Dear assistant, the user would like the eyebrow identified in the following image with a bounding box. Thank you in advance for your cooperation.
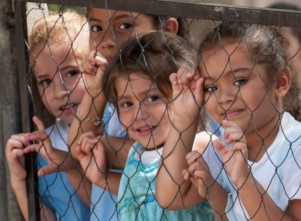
[35,63,79,80]
[118,85,158,101]
[89,13,136,23]
[203,67,252,81]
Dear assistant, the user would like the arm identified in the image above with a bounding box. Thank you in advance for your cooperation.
[214,120,300,221]
[184,150,228,221]
[156,68,205,209]
[22,117,92,206]
[68,54,108,160]
[5,134,29,220]
[76,132,127,195]
[40,203,56,221]
[6,133,57,221]
[65,168,92,206]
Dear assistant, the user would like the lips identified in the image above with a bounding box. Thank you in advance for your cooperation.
[105,56,115,64]
[60,103,78,113]
[222,108,244,118]
[136,125,156,136]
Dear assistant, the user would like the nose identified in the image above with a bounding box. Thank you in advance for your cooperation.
[216,84,237,109]
[98,28,117,51]
[136,103,149,121]
[53,72,70,99]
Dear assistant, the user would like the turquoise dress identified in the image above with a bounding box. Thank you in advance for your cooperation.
[117,142,215,221]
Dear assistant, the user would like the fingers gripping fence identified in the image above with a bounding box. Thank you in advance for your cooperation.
[10,0,301,220]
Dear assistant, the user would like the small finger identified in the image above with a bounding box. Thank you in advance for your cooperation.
[32,116,45,131]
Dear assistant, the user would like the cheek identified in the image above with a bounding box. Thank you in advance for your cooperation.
[204,96,217,113]
[40,88,53,104]
[240,86,267,110]
[71,82,86,100]
[41,93,55,114]
[119,111,133,128]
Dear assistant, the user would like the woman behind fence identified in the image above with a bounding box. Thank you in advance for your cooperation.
[5,11,90,220]
[156,22,301,221]
[73,31,215,220]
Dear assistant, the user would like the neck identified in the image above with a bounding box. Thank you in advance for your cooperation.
[246,113,281,162]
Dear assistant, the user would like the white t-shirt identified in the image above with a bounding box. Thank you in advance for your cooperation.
[204,112,301,220]
[46,118,69,151]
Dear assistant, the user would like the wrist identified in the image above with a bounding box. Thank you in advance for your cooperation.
[172,115,198,131]
[86,86,103,98]
[11,177,26,190]
[94,171,109,189]
[236,172,254,192]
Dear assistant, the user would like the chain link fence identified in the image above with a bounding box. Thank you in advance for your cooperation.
[1,0,301,220]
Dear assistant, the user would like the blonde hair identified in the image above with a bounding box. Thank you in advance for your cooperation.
[28,11,89,126]
[29,10,89,62]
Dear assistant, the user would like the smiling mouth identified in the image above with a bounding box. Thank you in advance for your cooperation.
[137,125,156,134]
[60,103,77,112]
[223,109,243,118]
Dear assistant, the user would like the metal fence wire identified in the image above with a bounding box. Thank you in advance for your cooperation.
[8,0,301,220]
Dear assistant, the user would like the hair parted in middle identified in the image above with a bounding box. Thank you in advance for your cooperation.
[199,22,300,119]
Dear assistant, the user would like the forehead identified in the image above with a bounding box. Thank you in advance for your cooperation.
[200,40,253,74]
[31,44,78,76]
[115,73,153,93]
[88,8,154,23]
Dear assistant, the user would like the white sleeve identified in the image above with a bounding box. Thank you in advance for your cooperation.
[282,143,301,203]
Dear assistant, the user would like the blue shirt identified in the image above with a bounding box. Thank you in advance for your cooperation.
[38,119,89,221]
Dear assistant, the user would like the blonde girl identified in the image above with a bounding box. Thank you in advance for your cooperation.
[6,11,90,221]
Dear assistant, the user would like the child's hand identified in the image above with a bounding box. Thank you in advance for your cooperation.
[214,120,249,188]
[183,150,214,198]
[76,132,107,186]
[5,134,27,182]
[23,116,75,176]
[81,50,108,97]
[169,67,204,129]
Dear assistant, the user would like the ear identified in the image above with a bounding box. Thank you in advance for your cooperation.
[275,66,291,99]
[163,18,179,34]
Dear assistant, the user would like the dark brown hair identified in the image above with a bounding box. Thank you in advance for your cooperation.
[102,31,197,109]
[199,22,300,119]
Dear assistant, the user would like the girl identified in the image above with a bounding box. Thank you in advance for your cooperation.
[156,22,301,221]
[69,8,189,159]
[5,11,90,221]
[75,31,214,220]
[68,8,191,221]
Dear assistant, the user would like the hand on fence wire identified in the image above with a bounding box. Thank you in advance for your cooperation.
[213,120,249,188]
[76,132,108,187]
[183,150,215,198]
[81,50,108,97]
[6,133,28,183]
[169,67,204,130]
[22,116,76,176]
[156,68,204,209]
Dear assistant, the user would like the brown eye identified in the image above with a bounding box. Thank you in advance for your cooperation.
[234,79,248,86]
[91,25,102,33]
[119,23,134,30]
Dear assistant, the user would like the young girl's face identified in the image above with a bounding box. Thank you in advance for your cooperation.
[88,8,156,62]
[116,73,171,149]
[32,44,86,125]
[200,40,280,135]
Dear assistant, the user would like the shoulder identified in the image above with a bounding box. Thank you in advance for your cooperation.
[192,131,217,154]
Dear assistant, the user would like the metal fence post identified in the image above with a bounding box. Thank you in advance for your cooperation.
[0,0,24,220]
